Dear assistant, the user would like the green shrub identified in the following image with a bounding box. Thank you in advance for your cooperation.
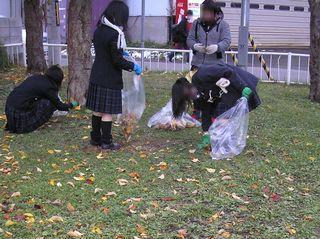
[0,44,10,71]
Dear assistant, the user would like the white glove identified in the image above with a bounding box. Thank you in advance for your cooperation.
[206,44,218,54]
[193,43,206,54]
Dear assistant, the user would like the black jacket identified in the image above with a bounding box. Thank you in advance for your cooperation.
[172,17,188,44]
[192,62,261,111]
[89,25,134,89]
[6,74,72,111]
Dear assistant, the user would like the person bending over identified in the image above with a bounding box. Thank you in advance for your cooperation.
[172,62,261,149]
[5,65,78,134]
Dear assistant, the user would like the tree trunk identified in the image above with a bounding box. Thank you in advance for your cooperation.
[47,0,61,66]
[24,0,47,73]
[309,0,320,102]
[67,0,92,105]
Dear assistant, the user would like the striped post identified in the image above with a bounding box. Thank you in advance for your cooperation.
[248,33,274,81]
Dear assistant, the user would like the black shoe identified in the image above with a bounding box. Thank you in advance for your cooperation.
[101,142,121,151]
[90,132,101,146]
[90,139,101,147]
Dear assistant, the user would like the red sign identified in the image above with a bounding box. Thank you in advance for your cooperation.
[176,0,188,23]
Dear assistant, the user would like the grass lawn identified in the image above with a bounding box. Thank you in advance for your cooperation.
[0,67,319,239]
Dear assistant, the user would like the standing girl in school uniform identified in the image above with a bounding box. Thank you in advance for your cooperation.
[86,0,142,150]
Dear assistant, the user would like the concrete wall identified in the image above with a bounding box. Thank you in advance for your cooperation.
[127,16,169,44]
[0,0,23,45]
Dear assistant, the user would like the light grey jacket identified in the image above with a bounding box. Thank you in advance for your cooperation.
[187,18,231,67]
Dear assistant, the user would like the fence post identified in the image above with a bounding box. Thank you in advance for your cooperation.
[286,52,292,85]
[22,43,27,67]
[188,50,193,70]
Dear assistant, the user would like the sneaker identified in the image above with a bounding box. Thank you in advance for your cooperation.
[101,142,121,151]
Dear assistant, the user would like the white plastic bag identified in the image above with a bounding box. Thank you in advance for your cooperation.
[147,99,201,130]
[209,97,249,160]
[118,57,146,141]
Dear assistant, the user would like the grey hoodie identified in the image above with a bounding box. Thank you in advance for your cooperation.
[187,18,231,67]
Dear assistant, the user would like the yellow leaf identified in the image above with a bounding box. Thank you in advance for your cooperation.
[73,175,85,181]
[48,179,56,186]
[67,230,84,238]
[48,216,64,223]
[74,105,81,111]
[3,231,13,238]
[309,156,316,161]
[286,225,296,235]
[157,162,168,170]
[206,168,216,174]
[24,213,35,224]
[5,220,16,227]
[96,152,105,159]
[48,150,54,154]
[91,226,102,235]
[140,153,147,158]
[208,212,220,223]
[136,224,147,236]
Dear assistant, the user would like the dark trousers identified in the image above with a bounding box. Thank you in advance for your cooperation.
[201,100,218,132]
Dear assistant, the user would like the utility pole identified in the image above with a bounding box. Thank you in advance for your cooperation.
[238,0,250,70]
[141,0,145,68]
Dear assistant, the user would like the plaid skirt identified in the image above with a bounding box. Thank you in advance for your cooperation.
[86,83,122,114]
[5,99,56,134]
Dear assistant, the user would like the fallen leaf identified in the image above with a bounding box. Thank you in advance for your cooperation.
[23,213,35,224]
[286,225,296,235]
[94,188,103,194]
[221,176,232,181]
[67,230,84,238]
[5,220,16,227]
[117,179,129,186]
[191,158,199,163]
[270,193,281,202]
[206,168,216,174]
[189,149,196,154]
[158,174,165,180]
[67,203,75,213]
[101,207,109,215]
[96,153,105,159]
[91,226,102,235]
[136,224,147,236]
[48,215,64,223]
[177,229,188,239]
[10,192,21,198]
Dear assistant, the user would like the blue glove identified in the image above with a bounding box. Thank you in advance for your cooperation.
[122,51,130,57]
[133,64,142,75]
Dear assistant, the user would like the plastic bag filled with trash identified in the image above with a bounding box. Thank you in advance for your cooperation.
[210,97,249,160]
[118,56,146,142]
[147,99,201,130]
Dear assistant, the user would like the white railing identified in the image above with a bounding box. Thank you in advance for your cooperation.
[2,43,310,85]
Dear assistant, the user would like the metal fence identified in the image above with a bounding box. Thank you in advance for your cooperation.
[2,43,310,85]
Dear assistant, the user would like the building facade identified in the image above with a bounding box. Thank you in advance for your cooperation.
[0,0,23,45]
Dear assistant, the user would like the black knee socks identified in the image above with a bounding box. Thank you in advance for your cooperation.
[91,115,102,142]
[101,121,112,145]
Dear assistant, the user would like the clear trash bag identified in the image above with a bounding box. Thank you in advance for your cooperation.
[209,97,249,160]
[147,99,201,130]
[118,56,146,141]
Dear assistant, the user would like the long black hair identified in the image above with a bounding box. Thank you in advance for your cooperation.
[172,78,193,118]
[45,65,64,89]
[98,0,129,29]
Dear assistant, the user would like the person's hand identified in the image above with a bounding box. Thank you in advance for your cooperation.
[134,64,142,75]
[242,87,253,99]
[123,51,130,57]
[193,43,206,54]
[206,44,218,54]
[198,133,211,150]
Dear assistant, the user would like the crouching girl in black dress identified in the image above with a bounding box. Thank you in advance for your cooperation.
[172,62,261,149]
[86,1,142,150]
[5,65,78,134]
